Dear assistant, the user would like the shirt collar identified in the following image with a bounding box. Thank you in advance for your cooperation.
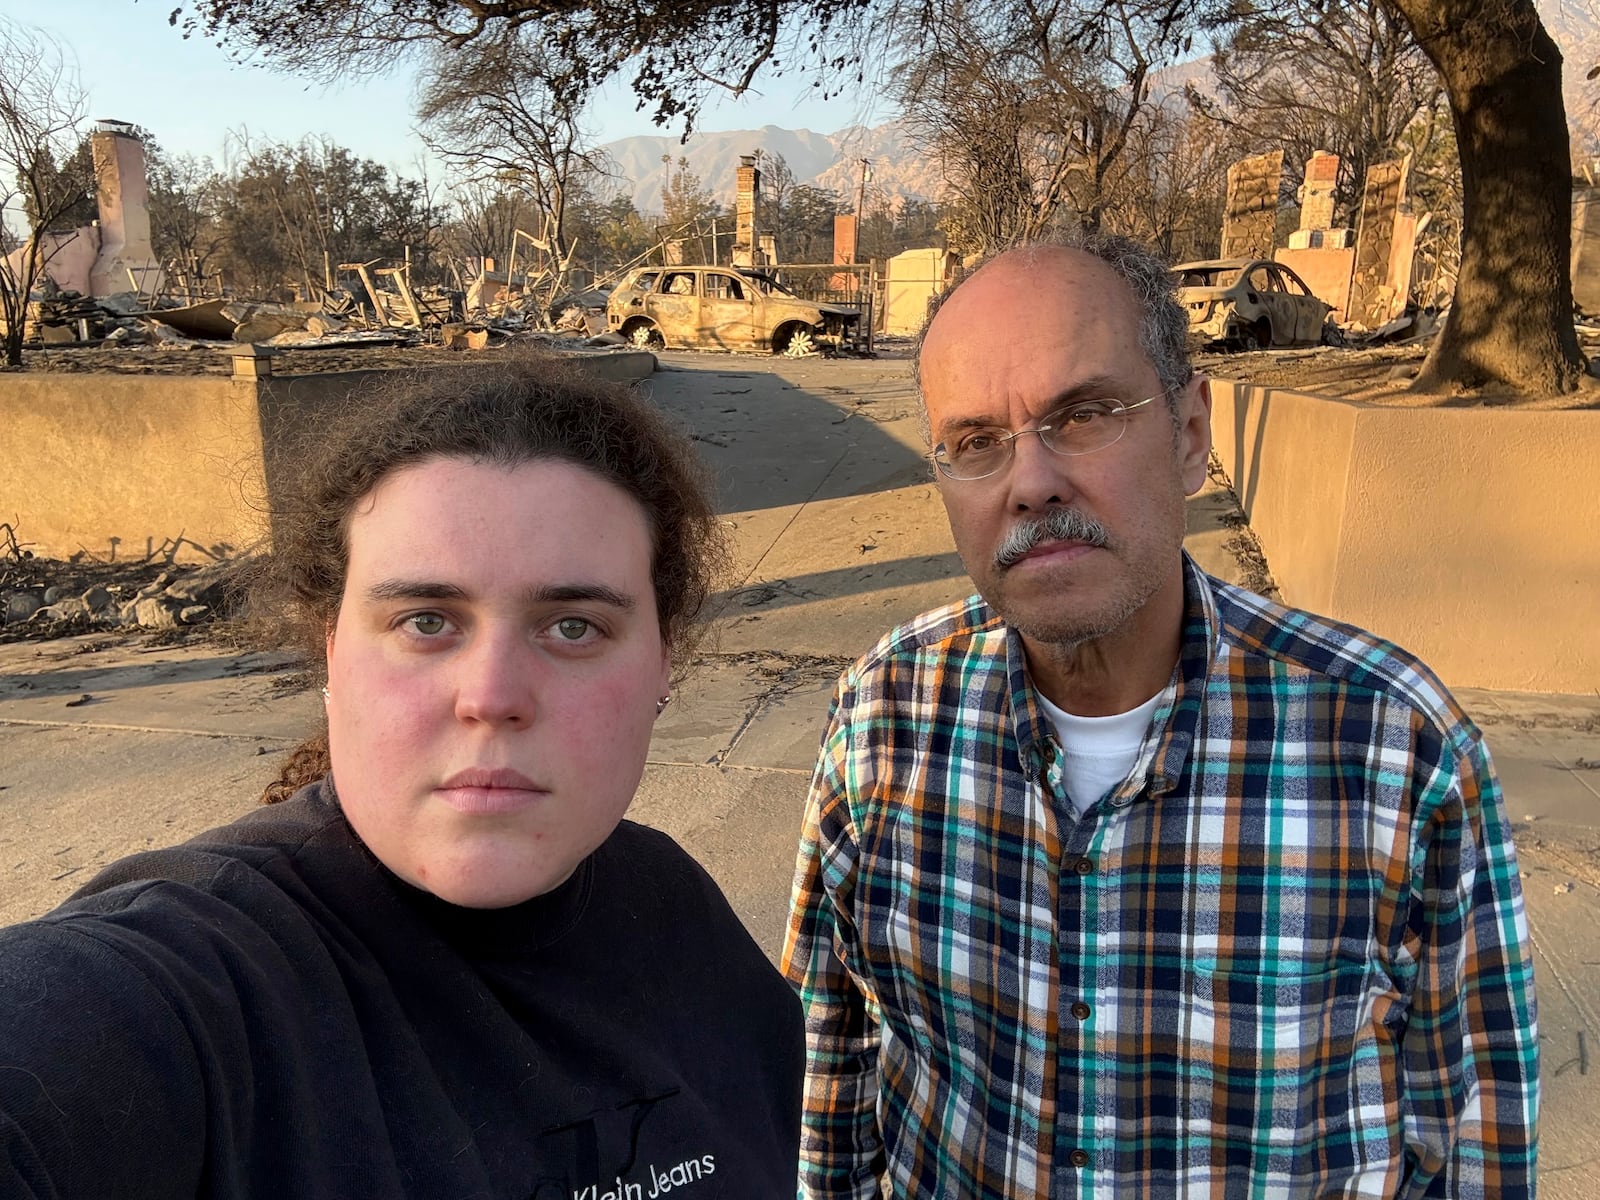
[1002,552,1220,791]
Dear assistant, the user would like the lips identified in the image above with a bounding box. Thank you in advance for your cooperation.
[435,767,547,815]
[1012,538,1099,567]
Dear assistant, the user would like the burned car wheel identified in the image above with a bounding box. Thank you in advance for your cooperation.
[776,323,818,358]
[623,319,664,350]
[1236,319,1271,352]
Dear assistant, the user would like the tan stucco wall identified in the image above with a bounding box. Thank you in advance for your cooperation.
[884,248,954,336]
[0,352,659,565]
[1,373,270,562]
[1273,247,1355,321]
[1208,379,1600,693]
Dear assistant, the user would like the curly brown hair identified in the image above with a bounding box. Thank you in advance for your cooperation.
[253,356,726,802]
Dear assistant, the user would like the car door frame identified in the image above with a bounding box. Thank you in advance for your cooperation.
[699,269,758,349]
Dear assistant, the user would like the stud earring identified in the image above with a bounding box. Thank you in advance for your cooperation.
[655,694,672,715]
[321,686,331,703]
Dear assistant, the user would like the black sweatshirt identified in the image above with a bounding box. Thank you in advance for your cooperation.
[0,780,803,1198]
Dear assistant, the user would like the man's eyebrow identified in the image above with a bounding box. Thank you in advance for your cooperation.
[1045,374,1129,406]
[935,375,1133,438]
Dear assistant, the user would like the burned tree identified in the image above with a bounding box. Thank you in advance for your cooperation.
[417,31,606,312]
[898,0,1191,251]
[0,20,91,368]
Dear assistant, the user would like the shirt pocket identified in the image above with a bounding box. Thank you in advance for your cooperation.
[1176,962,1398,1185]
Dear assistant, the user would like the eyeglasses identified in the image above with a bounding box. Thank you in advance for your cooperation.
[930,396,1159,481]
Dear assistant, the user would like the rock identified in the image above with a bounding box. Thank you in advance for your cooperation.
[163,562,235,610]
[80,584,112,613]
[33,597,89,622]
[39,323,76,344]
[137,568,183,600]
[3,592,42,625]
[178,604,210,625]
[43,586,67,604]
[132,597,181,629]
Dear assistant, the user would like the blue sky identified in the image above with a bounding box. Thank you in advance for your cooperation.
[0,0,888,177]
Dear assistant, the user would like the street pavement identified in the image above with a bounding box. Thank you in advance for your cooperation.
[1,351,1596,1190]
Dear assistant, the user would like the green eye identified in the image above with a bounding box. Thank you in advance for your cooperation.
[409,613,446,635]
[556,618,592,641]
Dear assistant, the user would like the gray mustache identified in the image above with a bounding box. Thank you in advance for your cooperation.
[994,508,1110,569]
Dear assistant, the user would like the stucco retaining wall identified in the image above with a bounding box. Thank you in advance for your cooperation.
[1209,379,1600,693]
[0,351,655,565]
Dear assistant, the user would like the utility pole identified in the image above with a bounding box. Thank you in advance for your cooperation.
[850,159,873,265]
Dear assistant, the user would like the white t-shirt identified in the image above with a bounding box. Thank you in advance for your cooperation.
[1035,690,1162,818]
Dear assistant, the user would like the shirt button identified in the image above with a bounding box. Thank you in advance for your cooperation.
[1070,1001,1091,1020]
[1074,856,1094,875]
[1069,1149,1091,1168]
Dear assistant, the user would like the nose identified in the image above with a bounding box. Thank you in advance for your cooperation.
[1004,425,1076,513]
[453,625,535,727]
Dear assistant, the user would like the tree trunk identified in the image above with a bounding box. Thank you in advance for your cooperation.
[1386,0,1586,394]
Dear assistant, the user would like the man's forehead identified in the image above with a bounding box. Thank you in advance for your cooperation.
[926,251,1137,352]
[921,254,1148,410]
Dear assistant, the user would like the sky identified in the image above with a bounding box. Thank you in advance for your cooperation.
[0,0,889,179]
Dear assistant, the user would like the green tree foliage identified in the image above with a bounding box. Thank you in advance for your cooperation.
[22,140,95,232]
[780,183,847,262]
[171,0,880,132]
[562,184,656,279]
[209,136,445,297]
[657,156,723,264]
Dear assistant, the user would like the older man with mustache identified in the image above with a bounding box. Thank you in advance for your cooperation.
[781,234,1537,1199]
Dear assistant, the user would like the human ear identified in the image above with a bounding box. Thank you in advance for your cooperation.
[1178,376,1214,496]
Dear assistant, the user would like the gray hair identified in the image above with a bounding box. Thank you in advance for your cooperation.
[912,231,1194,442]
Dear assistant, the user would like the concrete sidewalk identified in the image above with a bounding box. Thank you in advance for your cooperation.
[1,353,1595,1190]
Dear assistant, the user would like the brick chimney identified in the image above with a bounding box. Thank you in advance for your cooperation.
[732,155,761,267]
[89,120,164,298]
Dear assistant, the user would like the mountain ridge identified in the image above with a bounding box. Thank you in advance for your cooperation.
[597,120,944,214]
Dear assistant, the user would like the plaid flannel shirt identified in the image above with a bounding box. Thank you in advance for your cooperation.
[781,557,1538,1199]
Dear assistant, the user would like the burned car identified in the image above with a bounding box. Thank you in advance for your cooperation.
[1173,258,1333,350]
[606,266,860,356]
